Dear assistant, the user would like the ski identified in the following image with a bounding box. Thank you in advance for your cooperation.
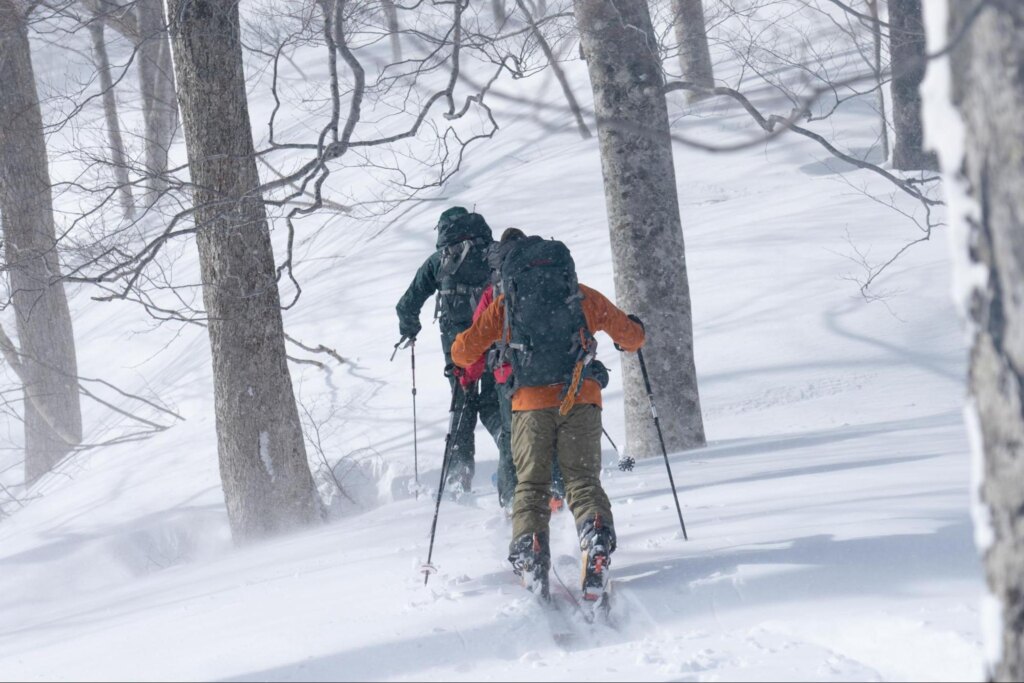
[536,589,577,648]
[552,554,611,625]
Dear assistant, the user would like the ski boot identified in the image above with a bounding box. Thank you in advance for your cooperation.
[578,515,616,604]
[495,473,514,518]
[509,531,551,600]
[446,465,472,500]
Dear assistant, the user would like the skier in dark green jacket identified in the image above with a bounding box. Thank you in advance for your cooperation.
[395,207,502,495]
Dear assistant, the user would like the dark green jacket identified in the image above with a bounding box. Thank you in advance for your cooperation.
[397,242,493,362]
[396,251,442,341]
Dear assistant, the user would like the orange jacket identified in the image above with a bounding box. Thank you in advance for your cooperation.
[451,284,645,411]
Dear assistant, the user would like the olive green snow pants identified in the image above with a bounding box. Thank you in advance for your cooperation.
[497,381,566,509]
[511,404,612,542]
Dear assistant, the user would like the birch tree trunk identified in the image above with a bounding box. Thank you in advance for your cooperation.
[671,0,714,103]
[574,0,706,457]
[87,13,135,220]
[944,2,1024,679]
[0,0,83,483]
[167,0,320,542]
[890,0,936,170]
[136,0,178,204]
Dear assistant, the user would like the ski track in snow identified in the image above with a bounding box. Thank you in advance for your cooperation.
[0,7,985,682]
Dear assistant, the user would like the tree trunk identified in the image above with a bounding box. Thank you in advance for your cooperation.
[867,0,890,162]
[671,0,714,103]
[136,0,178,204]
[889,0,937,170]
[87,14,135,220]
[945,2,1024,680]
[0,0,83,483]
[380,0,402,63]
[574,0,706,457]
[167,0,320,542]
[492,0,506,25]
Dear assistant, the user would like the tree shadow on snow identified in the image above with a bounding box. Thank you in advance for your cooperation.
[614,517,979,625]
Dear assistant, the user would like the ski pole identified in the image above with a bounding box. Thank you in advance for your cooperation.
[603,427,619,454]
[411,342,419,497]
[636,348,689,540]
[391,336,419,498]
[422,382,475,585]
[603,427,636,472]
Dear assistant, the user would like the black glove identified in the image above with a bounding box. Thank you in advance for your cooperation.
[615,314,645,352]
[399,319,421,341]
[617,455,636,472]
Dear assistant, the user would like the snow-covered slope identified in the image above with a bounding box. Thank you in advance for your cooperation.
[0,10,981,682]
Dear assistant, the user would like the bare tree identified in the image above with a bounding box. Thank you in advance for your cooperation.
[670,0,714,101]
[889,0,936,170]
[944,1,1024,679]
[492,0,506,25]
[85,4,135,220]
[0,0,84,484]
[98,0,178,204]
[866,0,889,161]
[167,0,321,541]
[574,0,705,457]
[515,0,590,138]
[136,0,178,202]
[380,0,401,62]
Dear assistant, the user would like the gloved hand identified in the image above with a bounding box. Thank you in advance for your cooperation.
[399,319,421,341]
[454,366,475,389]
[445,363,473,390]
[615,314,645,352]
[617,455,636,472]
[462,355,487,387]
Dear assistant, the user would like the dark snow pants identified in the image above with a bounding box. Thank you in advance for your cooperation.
[446,371,501,491]
[510,404,612,544]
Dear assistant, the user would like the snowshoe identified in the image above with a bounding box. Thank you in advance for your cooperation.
[578,515,615,605]
[509,531,551,600]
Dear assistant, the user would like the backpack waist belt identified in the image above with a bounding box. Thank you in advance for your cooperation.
[434,284,485,321]
[438,284,483,297]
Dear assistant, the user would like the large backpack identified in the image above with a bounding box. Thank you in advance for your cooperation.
[498,237,597,405]
[434,213,493,329]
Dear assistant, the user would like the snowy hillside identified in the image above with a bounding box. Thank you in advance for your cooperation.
[0,4,982,682]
